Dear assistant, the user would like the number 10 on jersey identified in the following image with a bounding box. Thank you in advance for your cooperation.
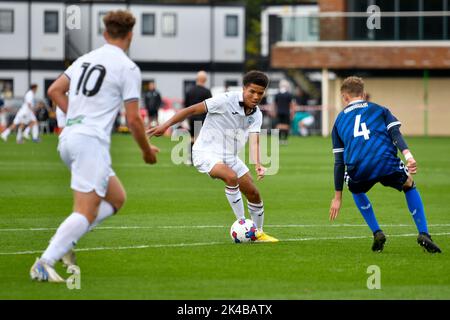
[76,62,106,97]
[353,115,371,140]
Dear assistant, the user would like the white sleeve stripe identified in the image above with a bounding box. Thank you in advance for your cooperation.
[123,97,139,103]
[333,148,344,153]
[387,121,401,130]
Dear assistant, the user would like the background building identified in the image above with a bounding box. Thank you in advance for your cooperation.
[0,0,246,104]
[266,0,450,136]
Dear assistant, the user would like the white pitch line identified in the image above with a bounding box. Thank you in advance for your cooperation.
[0,241,225,256]
[0,232,448,256]
[0,223,450,232]
[282,232,450,242]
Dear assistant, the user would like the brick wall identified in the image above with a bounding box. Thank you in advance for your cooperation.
[319,0,346,41]
[272,45,450,69]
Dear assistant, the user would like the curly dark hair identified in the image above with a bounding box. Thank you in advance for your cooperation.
[243,70,269,88]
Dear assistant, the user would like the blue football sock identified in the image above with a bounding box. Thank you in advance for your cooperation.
[404,188,429,234]
[352,193,381,233]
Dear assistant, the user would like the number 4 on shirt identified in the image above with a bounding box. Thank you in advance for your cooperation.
[354,114,371,140]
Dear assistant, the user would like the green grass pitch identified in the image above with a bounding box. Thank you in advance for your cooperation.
[0,134,449,299]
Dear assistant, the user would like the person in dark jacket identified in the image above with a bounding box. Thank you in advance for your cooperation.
[144,80,162,127]
[184,70,212,164]
[274,80,295,145]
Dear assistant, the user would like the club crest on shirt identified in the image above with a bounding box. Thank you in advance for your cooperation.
[247,117,255,125]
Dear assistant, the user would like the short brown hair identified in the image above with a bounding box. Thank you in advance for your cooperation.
[103,10,136,39]
[341,76,364,97]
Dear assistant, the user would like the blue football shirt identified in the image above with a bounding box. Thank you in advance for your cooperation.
[332,100,402,181]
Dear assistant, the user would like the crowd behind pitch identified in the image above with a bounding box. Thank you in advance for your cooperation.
[0,81,319,140]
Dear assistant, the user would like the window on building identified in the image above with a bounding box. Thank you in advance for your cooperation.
[225,80,238,89]
[398,0,420,40]
[44,11,59,34]
[347,0,450,40]
[268,15,282,53]
[423,0,444,40]
[162,13,176,37]
[308,16,319,36]
[98,11,107,35]
[44,79,57,106]
[0,79,14,98]
[0,10,13,33]
[142,13,155,36]
[372,0,395,40]
[225,15,239,37]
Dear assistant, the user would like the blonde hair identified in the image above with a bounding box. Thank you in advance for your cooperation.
[103,10,136,39]
[341,76,364,97]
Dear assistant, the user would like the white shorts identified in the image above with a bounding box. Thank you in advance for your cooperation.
[13,108,36,125]
[192,151,249,178]
[301,115,314,126]
[58,133,115,197]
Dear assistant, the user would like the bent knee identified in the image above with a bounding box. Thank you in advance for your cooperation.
[225,173,239,187]
[118,192,127,209]
[113,191,126,211]
[402,176,416,192]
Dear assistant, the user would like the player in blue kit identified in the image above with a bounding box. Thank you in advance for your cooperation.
[329,76,441,253]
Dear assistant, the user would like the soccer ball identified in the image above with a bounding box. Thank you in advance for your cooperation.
[230,218,257,243]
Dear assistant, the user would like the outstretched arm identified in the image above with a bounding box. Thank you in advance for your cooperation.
[126,100,159,164]
[147,102,206,137]
[330,151,345,221]
[329,124,345,221]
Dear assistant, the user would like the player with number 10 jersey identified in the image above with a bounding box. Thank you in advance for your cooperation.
[61,43,141,145]
[30,11,159,283]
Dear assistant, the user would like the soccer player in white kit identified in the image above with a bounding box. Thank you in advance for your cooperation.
[30,11,159,282]
[148,71,278,242]
[1,84,39,143]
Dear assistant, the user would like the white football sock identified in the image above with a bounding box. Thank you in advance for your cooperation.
[31,124,39,140]
[225,185,245,220]
[16,127,23,142]
[2,128,11,138]
[41,212,90,266]
[1,128,10,139]
[248,201,264,232]
[23,126,30,138]
[89,200,116,231]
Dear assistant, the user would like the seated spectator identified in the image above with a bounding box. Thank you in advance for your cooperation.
[292,112,315,137]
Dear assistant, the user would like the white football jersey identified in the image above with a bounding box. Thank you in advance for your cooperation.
[20,90,35,111]
[61,43,141,145]
[193,91,262,158]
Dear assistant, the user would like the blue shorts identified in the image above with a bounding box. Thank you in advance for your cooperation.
[346,161,409,194]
